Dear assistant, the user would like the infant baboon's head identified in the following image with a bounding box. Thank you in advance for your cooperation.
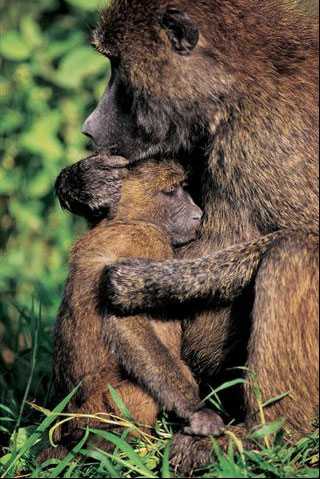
[116,161,202,246]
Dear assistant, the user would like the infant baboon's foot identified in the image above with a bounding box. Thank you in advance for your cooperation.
[170,426,250,475]
[184,408,224,436]
[170,433,213,475]
[37,446,69,464]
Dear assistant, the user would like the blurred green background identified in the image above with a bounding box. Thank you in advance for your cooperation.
[0,0,111,409]
[0,0,318,428]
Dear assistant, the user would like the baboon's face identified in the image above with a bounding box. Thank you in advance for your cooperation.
[155,182,203,246]
[82,0,236,162]
[117,161,203,246]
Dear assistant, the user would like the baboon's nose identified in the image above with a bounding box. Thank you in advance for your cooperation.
[193,206,203,223]
[82,114,95,141]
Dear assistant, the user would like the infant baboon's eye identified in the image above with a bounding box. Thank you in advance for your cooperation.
[162,185,178,196]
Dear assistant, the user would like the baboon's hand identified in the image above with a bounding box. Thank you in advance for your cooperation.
[184,408,224,437]
[55,154,129,221]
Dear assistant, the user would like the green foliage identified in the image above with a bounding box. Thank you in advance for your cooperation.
[0,0,110,390]
[0,1,318,477]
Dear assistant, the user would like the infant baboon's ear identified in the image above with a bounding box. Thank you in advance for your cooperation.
[160,6,199,55]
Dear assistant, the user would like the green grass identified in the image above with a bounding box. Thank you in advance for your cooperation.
[0,303,319,478]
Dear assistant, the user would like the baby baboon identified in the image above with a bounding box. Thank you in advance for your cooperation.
[54,157,223,444]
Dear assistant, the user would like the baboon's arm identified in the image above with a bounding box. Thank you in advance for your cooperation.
[103,314,225,435]
[101,230,312,315]
[104,315,200,418]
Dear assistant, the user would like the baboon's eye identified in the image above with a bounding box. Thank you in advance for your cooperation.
[160,6,199,55]
[162,185,178,196]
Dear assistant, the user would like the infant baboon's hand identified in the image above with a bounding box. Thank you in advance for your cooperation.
[55,153,129,221]
[184,408,225,437]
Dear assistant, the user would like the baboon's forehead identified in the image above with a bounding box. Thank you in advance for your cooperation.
[132,161,186,190]
[94,0,162,58]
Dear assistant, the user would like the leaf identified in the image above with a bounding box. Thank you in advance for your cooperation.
[213,378,247,394]
[28,170,54,198]
[262,392,289,408]
[80,449,120,477]
[0,454,12,466]
[48,428,89,477]
[20,17,43,49]
[20,111,63,160]
[0,110,24,134]
[10,427,29,450]
[0,405,16,417]
[9,200,42,232]
[250,419,285,441]
[0,31,32,61]
[55,47,107,89]
[161,442,172,478]
[66,0,107,11]
[45,32,84,61]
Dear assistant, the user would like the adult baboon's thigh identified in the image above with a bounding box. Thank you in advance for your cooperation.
[246,235,319,435]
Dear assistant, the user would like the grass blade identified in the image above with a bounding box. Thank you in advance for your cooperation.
[161,442,172,478]
[213,378,246,395]
[262,392,289,408]
[108,385,132,420]
[1,386,79,478]
[80,449,120,478]
[48,428,89,477]
[250,419,285,441]
[89,429,156,477]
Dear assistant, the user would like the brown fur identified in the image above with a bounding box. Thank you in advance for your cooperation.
[55,0,319,472]
[296,0,319,15]
[91,0,319,469]
[54,160,224,447]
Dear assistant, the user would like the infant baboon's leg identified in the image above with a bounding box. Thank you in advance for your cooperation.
[104,315,224,435]
[60,371,121,442]
[61,374,158,442]
[115,380,159,429]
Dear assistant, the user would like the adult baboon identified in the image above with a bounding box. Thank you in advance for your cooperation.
[56,0,319,470]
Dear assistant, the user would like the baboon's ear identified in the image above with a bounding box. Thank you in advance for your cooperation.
[160,6,199,55]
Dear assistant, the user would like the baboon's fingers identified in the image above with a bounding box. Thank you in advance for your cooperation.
[93,154,130,169]
[55,154,128,220]
[184,408,225,437]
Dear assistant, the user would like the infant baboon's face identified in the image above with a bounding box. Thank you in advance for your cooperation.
[118,161,203,246]
[154,181,203,246]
